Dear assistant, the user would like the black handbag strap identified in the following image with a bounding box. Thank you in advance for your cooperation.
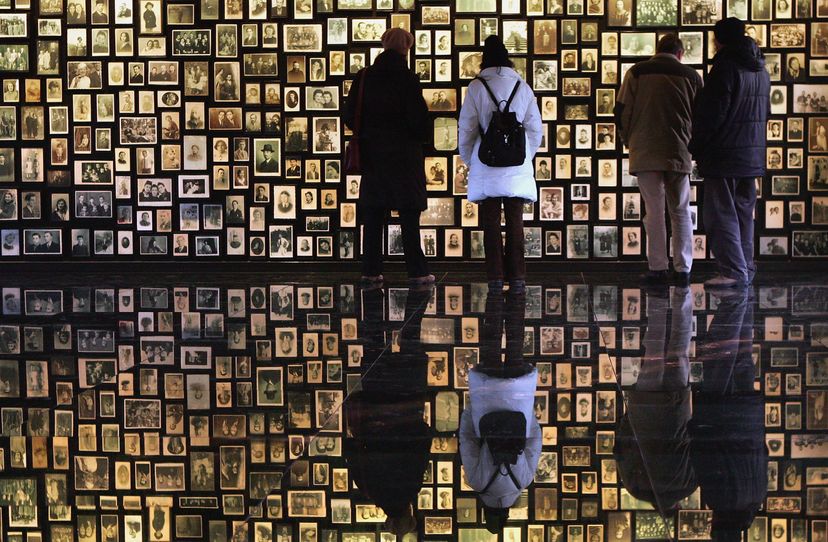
[475,77,521,113]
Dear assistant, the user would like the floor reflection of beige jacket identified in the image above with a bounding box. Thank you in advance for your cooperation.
[614,53,703,174]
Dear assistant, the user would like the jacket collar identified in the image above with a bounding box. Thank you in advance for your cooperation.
[371,49,409,72]
[652,52,681,62]
[713,37,765,72]
[479,66,517,78]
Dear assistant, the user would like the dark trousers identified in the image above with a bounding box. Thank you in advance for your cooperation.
[479,291,530,377]
[480,197,525,282]
[703,178,756,284]
[699,289,755,394]
[361,207,428,278]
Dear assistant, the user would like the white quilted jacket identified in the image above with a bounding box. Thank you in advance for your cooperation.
[459,66,543,203]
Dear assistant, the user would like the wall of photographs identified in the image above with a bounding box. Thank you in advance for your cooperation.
[0,0,826,260]
[0,279,826,541]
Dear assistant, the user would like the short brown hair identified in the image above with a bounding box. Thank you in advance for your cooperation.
[657,33,684,55]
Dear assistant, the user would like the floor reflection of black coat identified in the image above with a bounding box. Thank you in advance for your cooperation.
[690,289,767,541]
[344,288,432,524]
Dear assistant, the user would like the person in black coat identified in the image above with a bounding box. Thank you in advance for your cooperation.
[344,28,434,286]
[689,18,770,289]
[689,288,766,542]
[344,286,432,538]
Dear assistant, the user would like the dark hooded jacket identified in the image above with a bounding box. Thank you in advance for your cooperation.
[689,291,767,542]
[344,50,430,211]
[689,37,770,178]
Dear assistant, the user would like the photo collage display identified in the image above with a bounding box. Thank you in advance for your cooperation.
[0,0,824,259]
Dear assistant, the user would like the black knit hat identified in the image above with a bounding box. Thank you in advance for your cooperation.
[714,17,746,46]
[483,506,509,534]
[481,35,512,69]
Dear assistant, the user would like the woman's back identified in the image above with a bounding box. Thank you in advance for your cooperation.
[361,54,426,140]
[459,66,543,203]
[344,50,430,211]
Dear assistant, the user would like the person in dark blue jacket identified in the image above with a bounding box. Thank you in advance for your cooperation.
[690,288,767,542]
[689,18,770,288]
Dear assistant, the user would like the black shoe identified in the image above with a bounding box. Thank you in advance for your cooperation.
[673,272,690,287]
[640,270,668,285]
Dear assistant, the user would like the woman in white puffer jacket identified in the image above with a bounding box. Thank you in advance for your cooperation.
[459,35,543,294]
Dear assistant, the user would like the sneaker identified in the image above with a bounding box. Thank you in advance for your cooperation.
[409,274,436,285]
[509,279,526,294]
[673,272,691,287]
[704,275,740,289]
[640,270,668,285]
[488,280,504,292]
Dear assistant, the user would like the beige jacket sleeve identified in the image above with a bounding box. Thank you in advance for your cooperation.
[614,69,638,146]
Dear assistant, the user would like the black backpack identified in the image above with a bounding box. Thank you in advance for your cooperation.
[475,77,526,168]
[479,410,527,467]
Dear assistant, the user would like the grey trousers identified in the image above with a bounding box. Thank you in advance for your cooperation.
[703,177,756,284]
[637,171,694,273]
[637,286,692,391]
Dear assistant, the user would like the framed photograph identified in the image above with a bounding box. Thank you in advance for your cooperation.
[254,139,281,176]
[74,161,114,185]
[456,0,497,11]
[23,229,61,254]
[284,24,322,52]
[287,491,326,517]
[256,367,283,405]
[809,117,828,152]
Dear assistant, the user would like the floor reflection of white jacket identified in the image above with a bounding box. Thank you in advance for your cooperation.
[459,367,542,508]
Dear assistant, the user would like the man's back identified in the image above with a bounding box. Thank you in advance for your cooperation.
[615,54,702,175]
[689,36,770,178]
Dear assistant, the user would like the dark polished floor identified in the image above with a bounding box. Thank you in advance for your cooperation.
[0,270,826,542]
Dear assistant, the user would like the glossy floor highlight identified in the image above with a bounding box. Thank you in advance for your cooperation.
[0,271,825,542]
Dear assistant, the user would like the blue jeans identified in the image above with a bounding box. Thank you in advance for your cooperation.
[703,178,756,283]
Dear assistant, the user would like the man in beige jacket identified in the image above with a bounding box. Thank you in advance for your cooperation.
[615,34,703,287]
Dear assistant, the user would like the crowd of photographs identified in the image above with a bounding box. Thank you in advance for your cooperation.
[0,276,826,541]
[0,0,825,261]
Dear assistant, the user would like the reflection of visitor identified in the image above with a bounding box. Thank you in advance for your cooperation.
[345,287,432,538]
[460,291,540,534]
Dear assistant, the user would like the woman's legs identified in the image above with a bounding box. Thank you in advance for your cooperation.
[399,210,429,279]
[479,291,505,370]
[481,197,526,282]
[503,197,526,282]
[480,197,505,281]
[361,207,385,277]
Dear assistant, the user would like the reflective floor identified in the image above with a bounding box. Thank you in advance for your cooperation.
[0,270,826,542]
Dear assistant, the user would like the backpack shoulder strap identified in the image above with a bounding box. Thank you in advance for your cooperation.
[474,77,503,111]
[481,466,500,494]
[480,463,522,495]
[504,463,521,490]
[503,80,521,112]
